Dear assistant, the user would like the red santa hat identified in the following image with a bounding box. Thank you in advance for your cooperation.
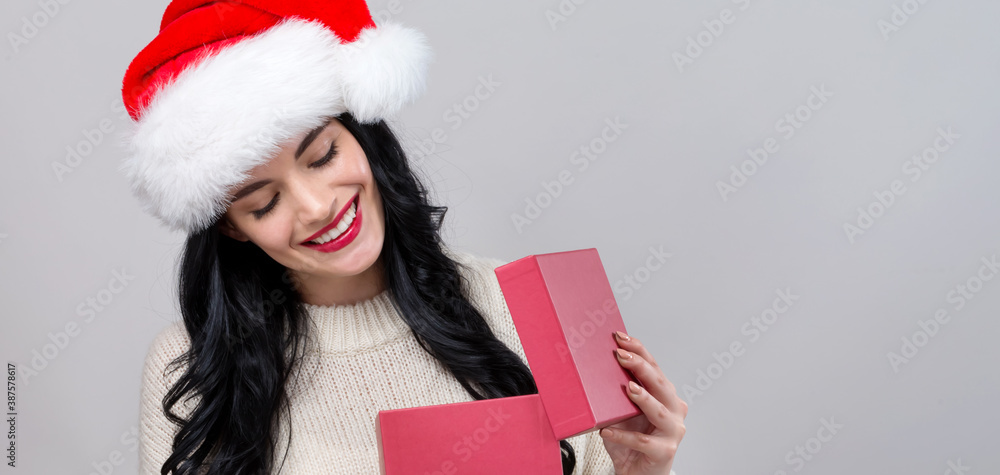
[119,0,431,233]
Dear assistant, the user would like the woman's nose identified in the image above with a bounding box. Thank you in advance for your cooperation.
[289,176,333,225]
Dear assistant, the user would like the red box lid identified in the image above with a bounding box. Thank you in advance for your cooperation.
[494,248,641,439]
[376,394,562,474]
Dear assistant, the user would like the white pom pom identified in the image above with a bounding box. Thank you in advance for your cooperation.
[340,21,433,123]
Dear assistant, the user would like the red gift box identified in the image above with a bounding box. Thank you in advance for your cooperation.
[376,394,562,475]
[494,248,641,439]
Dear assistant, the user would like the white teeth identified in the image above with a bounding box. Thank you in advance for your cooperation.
[308,202,356,245]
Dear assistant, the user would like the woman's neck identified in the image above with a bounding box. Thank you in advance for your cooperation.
[292,254,387,306]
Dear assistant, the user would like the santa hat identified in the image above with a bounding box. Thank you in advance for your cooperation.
[119,0,432,233]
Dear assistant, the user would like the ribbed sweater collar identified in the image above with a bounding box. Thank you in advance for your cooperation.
[298,248,487,355]
[301,288,412,355]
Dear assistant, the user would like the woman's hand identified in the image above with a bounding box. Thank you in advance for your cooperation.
[599,331,687,475]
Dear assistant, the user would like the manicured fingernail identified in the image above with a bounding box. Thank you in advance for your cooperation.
[616,348,632,360]
[600,428,612,437]
[615,331,630,342]
[628,380,642,395]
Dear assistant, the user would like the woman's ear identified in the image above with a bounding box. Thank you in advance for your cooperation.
[217,217,249,242]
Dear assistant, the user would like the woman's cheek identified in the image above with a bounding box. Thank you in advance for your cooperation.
[270,221,297,249]
[247,219,290,251]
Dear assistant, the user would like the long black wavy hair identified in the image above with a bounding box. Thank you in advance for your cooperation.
[157,112,578,474]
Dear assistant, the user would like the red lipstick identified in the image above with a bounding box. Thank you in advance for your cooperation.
[301,193,362,253]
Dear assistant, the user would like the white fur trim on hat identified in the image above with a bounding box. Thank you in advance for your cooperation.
[341,21,433,124]
[118,18,431,233]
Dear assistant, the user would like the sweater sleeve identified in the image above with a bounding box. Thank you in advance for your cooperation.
[565,429,616,474]
[138,321,195,475]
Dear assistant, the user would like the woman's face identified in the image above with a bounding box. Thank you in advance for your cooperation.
[218,117,386,305]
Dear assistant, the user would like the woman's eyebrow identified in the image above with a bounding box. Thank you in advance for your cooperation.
[295,122,329,160]
[231,180,271,203]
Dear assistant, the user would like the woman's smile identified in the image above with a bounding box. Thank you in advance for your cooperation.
[301,192,363,252]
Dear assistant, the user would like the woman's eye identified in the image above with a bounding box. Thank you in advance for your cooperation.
[310,142,338,168]
[251,194,280,220]
[248,143,335,220]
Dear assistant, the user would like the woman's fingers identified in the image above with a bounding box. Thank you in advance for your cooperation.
[602,380,685,465]
[601,425,682,465]
[614,333,687,417]
[615,331,661,371]
[625,380,685,439]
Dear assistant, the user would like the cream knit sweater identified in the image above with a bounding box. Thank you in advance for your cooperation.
[138,249,620,474]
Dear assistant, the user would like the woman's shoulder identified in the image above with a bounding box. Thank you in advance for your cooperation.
[137,321,198,470]
[443,247,528,355]
[147,321,191,358]
[142,321,191,384]
[139,321,201,418]
[443,247,511,295]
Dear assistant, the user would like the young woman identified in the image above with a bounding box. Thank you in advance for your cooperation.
[121,2,687,474]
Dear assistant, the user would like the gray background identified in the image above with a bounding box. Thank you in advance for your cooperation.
[2,0,999,473]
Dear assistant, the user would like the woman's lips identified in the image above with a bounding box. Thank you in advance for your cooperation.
[301,194,362,253]
[302,193,359,244]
